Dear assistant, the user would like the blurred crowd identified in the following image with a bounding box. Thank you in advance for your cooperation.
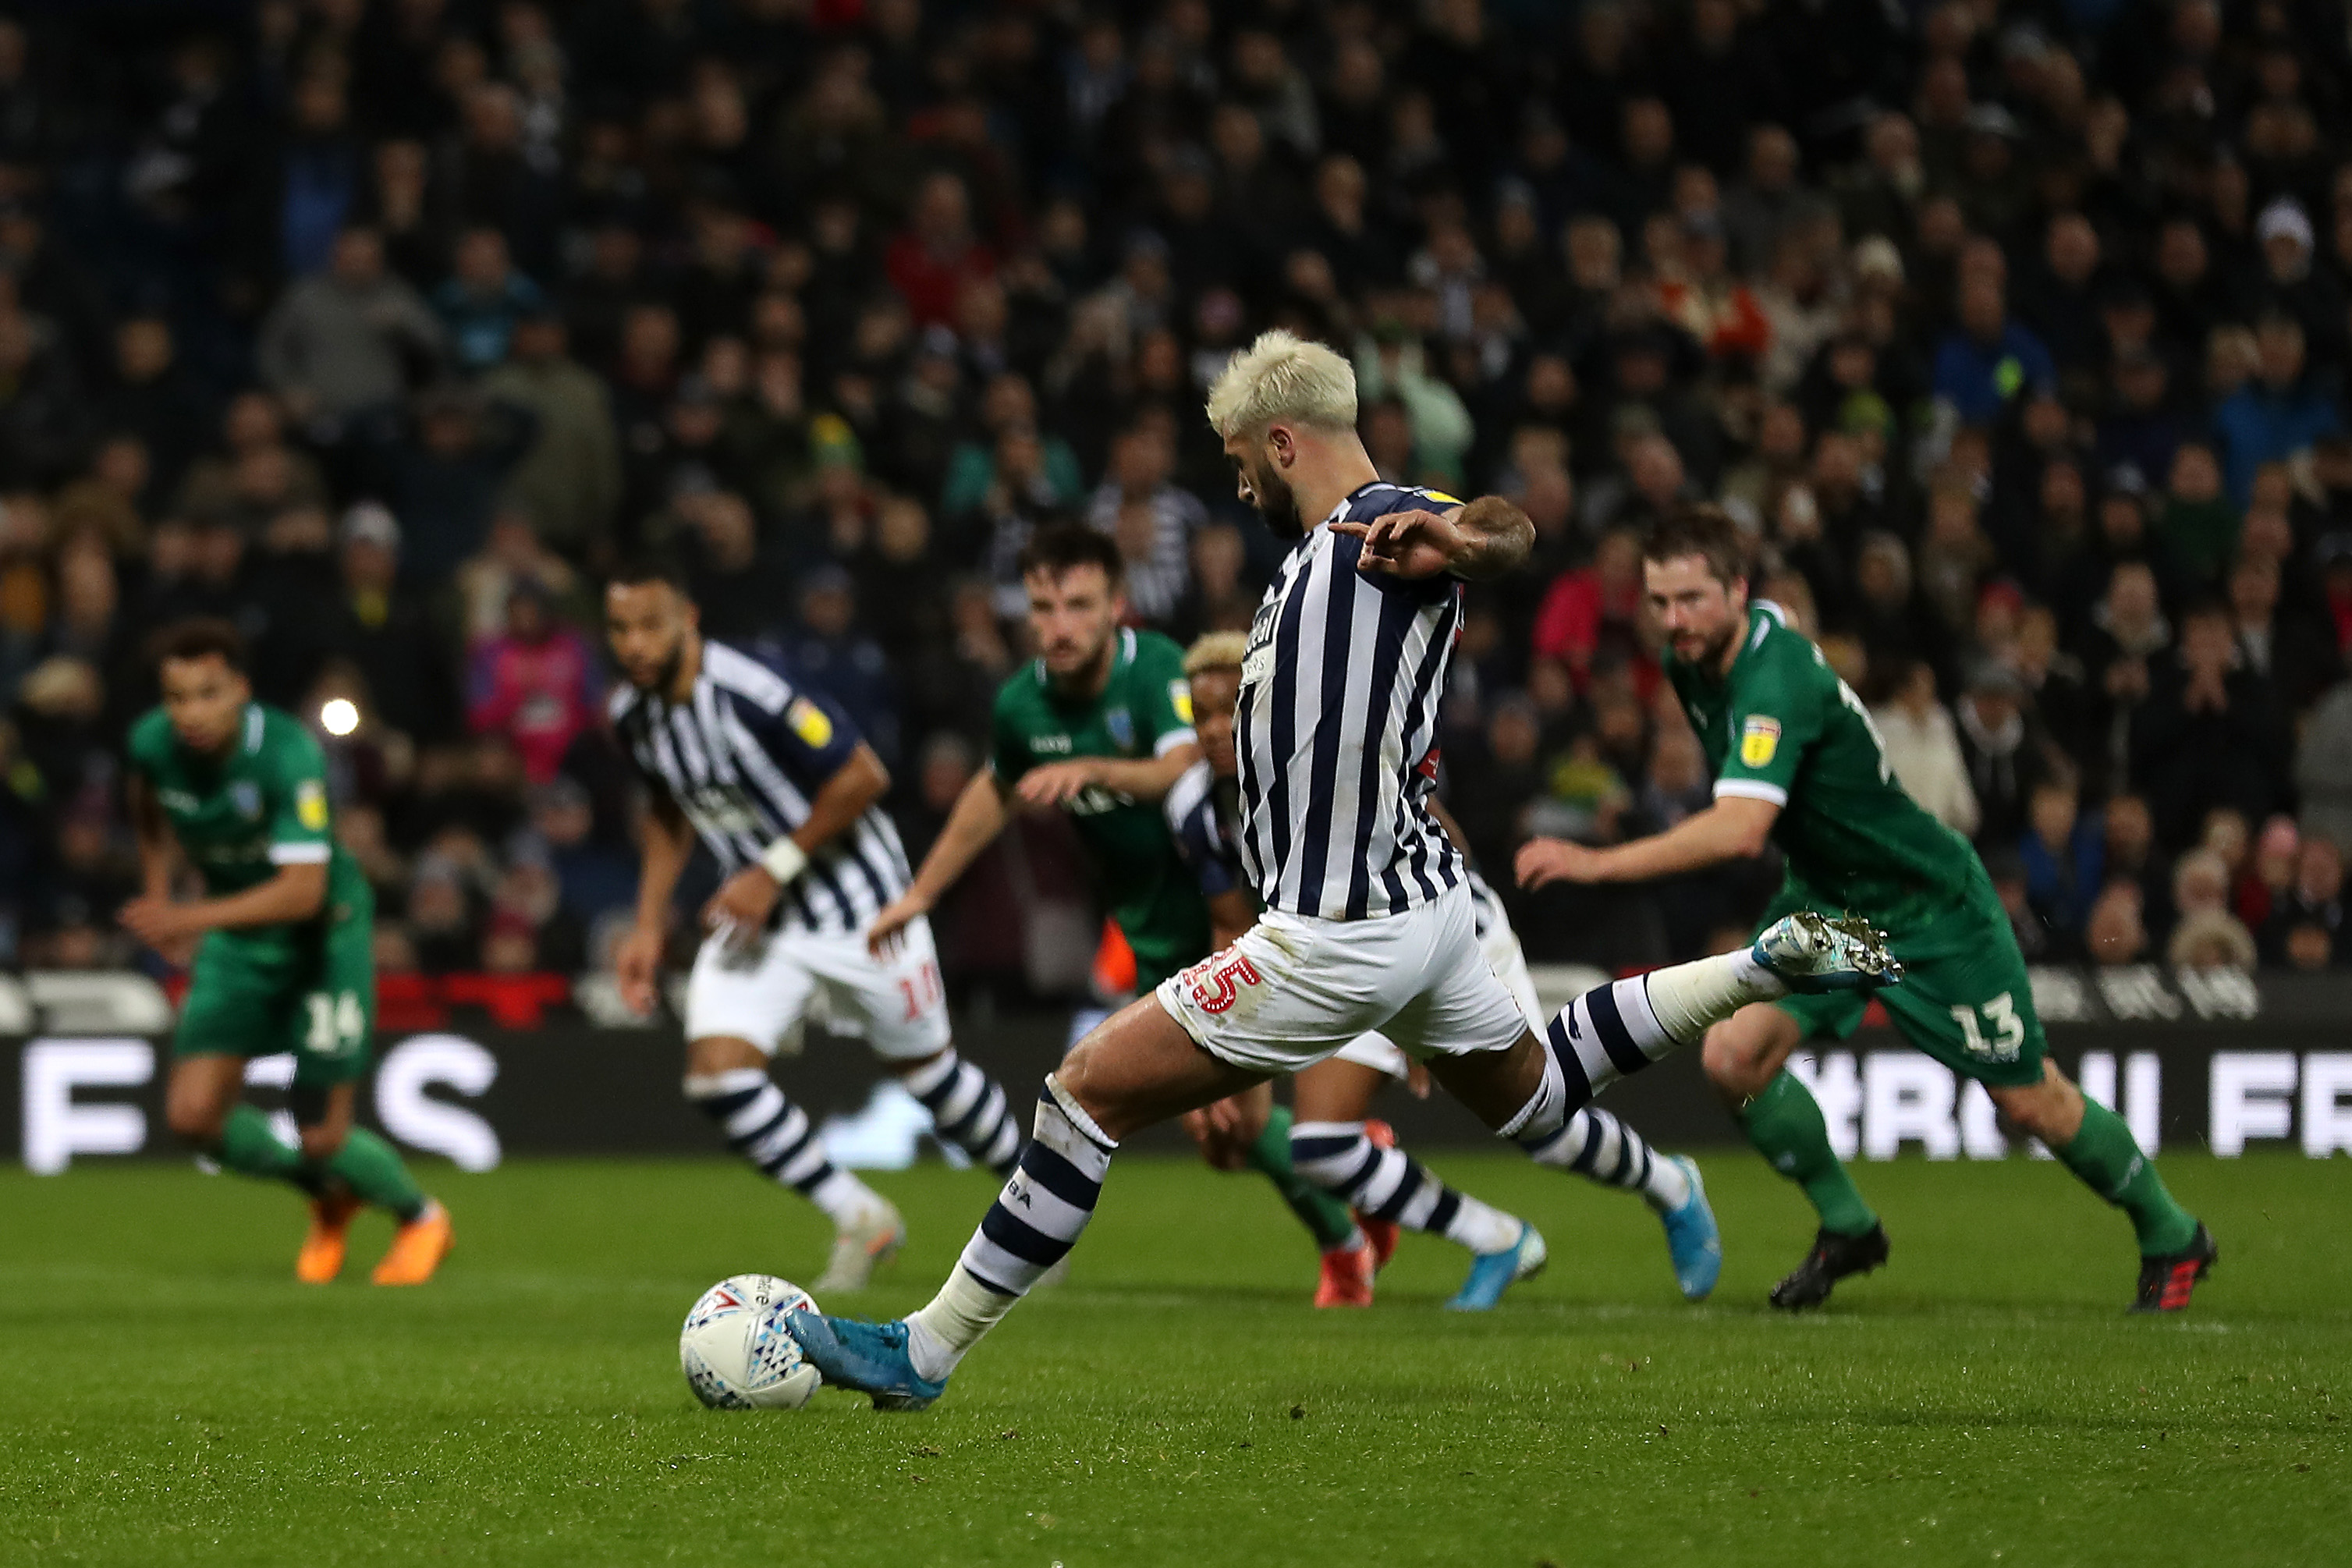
[4,0,2352,987]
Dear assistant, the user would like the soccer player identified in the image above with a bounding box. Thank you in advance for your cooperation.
[1170,632,1722,1307]
[122,619,451,1285]
[864,525,1365,1276]
[789,331,1893,1409]
[605,561,1027,1292]
[1517,506,2216,1313]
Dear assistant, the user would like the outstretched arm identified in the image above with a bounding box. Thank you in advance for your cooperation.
[1517,795,1780,889]
[1335,495,1534,582]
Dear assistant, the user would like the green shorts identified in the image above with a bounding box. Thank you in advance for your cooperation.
[1758,861,2048,1089]
[172,901,377,1090]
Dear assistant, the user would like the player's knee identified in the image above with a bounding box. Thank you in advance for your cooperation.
[297,1123,347,1162]
[1701,1023,1772,1101]
[684,1034,765,1080]
[1988,1071,2079,1142]
[165,1100,225,1149]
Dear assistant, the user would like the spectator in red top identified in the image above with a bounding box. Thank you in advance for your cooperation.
[1531,526,1659,700]
[886,172,995,328]
[465,580,601,785]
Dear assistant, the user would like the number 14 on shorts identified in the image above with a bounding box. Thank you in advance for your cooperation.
[1950,992,2024,1062]
[304,991,366,1058]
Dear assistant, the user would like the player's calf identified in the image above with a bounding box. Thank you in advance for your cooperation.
[897,1047,1025,1176]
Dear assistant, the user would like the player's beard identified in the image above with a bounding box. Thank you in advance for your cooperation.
[1248,456,1305,539]
[1681,616,1740,674]
[634,631,686,695]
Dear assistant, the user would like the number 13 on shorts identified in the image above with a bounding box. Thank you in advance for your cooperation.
[1949,992,2025,1062]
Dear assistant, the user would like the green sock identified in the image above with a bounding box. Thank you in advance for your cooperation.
[2055,1098,2198,1256]
[216,1105,326,1194]
[320,1127,429,1222]
[1244,1105,1360,1250]
[1739,1071,1879,1236]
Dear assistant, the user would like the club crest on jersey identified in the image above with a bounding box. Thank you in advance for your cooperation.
[1106,708,1133,749]
[786,697,833,748]
[1740,716,1782,767]
[296,779,329,830]
[230,781,263,820]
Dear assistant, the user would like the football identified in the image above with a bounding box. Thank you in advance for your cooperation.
[678,1275,822,1410]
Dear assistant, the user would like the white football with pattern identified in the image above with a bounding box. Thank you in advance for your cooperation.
[679,1274,822,1410]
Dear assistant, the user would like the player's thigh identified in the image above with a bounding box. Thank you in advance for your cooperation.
[802,917,953,1065]
[287,913,377,1097]
[164,1052,251,1141]
[1055,993,1268,1141]
[1378,885,1531,1073]
[172,935,281,1066]
[1151,910,1406,1078]
[683,927,818,1058]
[1876,922,2047,1091]
[1293,1051,1398,1123]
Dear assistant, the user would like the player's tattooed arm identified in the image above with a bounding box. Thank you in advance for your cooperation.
[1336,495,1533,581]
[1517,796,1781,888]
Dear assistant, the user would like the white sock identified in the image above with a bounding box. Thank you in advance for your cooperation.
[906,1265,1013,1380]
[1643,947,1784,1040]
[1440,1194,1523,1254]
[807,1168,883,1227]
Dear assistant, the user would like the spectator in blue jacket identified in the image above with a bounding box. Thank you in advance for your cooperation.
[2212,314,2342,506]
[434,228,547,374]
[1933,273,2057,427]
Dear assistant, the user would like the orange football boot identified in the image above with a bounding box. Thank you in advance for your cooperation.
[1314,1238,1377,1307]
[371,1200,454,1286]
[295,1191,362,1284]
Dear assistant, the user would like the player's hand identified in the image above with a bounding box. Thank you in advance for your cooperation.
[1015,759,1102,809]
[613,923,665,1016]
[1332,508,1464,580]
[701,866,779,942]
[867,889,934,959]
[119,895,201,953]
[1516,835,1609,889]
[1404,1059,1434,1099]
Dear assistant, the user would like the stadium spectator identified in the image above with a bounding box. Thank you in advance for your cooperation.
[1873,662,1978,837]
[257,226,445,428]
[464,580,599,786]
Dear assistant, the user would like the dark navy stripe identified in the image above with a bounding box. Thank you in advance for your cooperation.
[1293,542,1361,917]
[978,1204,1066,1266]
[1370,1158,1426,1222]
[1545,1013,1596,1102]
[1344,587,1418,919]
[1425,1187,1463,1236]
[1018,1141,1103,1212]
[1586,984,1650,1077]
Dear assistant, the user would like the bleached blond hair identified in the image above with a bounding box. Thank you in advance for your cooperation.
[1204,329,1357,438]
[1183,630,1250,677]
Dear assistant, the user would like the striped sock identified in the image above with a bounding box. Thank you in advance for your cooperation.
[686,1069,880,1226]
[1502,950,1776,1147]
[1290,1121,1521,1254]
[1521,1107,1690,1211]
[901,1049,1025,1176]
[904,1078,1114,1381]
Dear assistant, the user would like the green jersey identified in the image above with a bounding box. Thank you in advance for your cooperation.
[1666,602,1981,934]
[126,702,373,951]
[990,627,1207,988]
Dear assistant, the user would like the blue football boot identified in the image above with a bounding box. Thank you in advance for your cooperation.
[1657,1155,1722,1301]
[1445,1221,1548,1311]
[785,1310,945,1412]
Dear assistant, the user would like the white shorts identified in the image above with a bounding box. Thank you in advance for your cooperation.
[1154,882,1531,1077]
[685,915,951,1061]
[1329,903,1545,1080]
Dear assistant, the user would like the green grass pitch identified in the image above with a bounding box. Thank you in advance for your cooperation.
[2,1151,2347,1566]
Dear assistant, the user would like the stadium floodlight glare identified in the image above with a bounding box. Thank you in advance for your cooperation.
[320,698,360,736]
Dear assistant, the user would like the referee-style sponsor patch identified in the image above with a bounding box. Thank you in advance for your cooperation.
[296,779,329,831]
[1169,679,1194,725]
[786,698,833,748]
[1740,715,1782,767]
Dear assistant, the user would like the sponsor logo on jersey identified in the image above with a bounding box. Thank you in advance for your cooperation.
[786,697,834,749]
[1169,680,1194,725]
[296,779,328,831]
[230,781,263,820]
[158,789,199,814]
[1031,733,1073,754]
[1106,708,1134,749]
[1740,715,1783,768]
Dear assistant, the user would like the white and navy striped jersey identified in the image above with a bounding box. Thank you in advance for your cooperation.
[1233,482,1467,921]
[609,639,911,937]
